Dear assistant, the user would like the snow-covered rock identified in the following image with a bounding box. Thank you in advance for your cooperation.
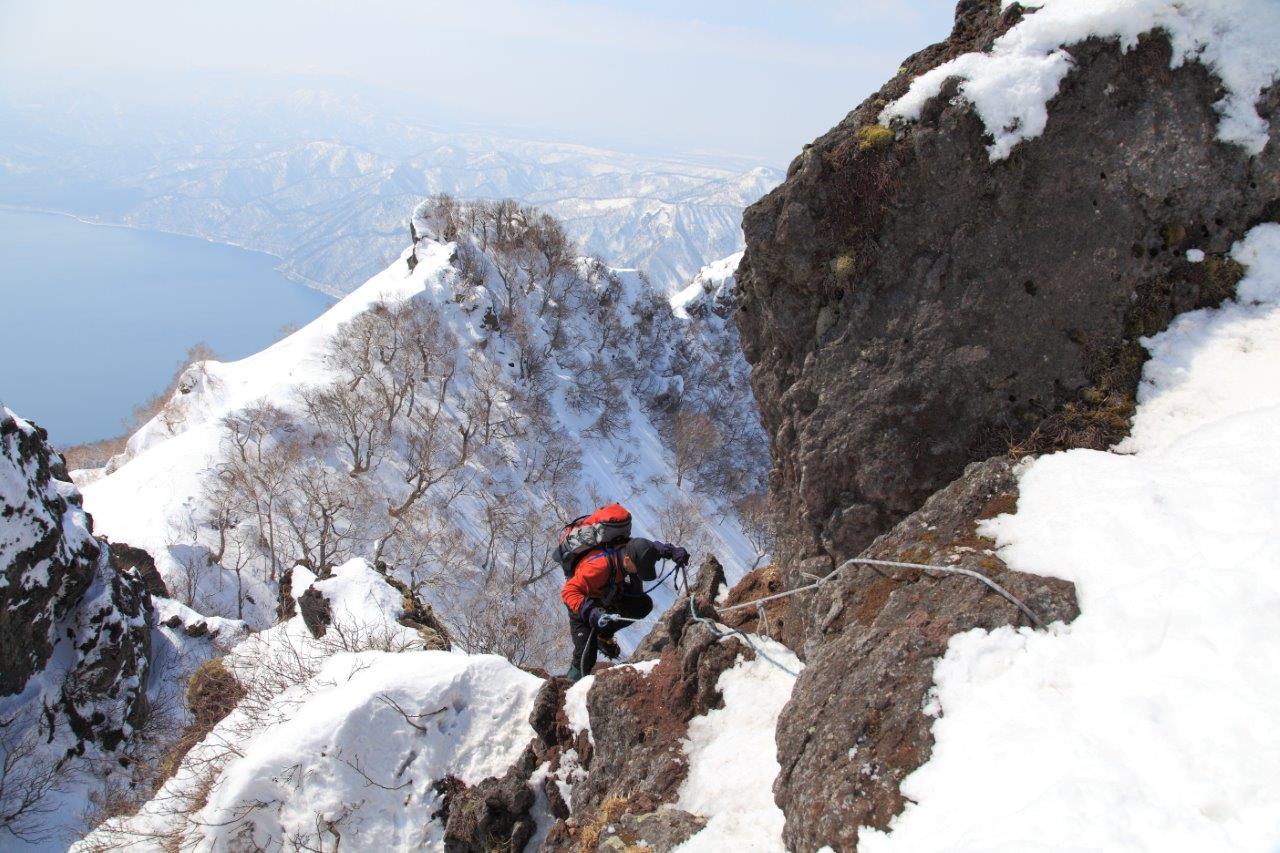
[859,223,1280,852]
[79,553,540,851]
[0,407,154,845]
[882,0,1280,160]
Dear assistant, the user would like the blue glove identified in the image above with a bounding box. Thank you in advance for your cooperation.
[581,599,606,629]
[655,541,690,567]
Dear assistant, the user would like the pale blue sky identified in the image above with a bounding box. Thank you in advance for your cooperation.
[0,0,956,163]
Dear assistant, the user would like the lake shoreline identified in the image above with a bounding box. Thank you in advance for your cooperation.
[0,203,348,299]
[0,207,335,446]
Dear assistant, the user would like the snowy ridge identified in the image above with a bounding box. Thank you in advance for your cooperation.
[861,224,1280,849]
[881,0,1280,159]
[81,207,764,660]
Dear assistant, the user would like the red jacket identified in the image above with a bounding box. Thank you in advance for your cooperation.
[561,547,624,614]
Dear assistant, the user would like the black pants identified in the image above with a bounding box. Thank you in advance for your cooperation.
[568,592,653,676]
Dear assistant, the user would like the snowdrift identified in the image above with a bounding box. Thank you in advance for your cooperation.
[861,227,1280,849]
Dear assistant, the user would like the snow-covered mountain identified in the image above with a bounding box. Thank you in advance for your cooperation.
[7,1,1278,850]
[0,90,781,295]
[0,197,769,847]
[75,197,766,659]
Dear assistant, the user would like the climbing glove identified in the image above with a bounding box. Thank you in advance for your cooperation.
[581,599,607,629]
[655,541,690,568]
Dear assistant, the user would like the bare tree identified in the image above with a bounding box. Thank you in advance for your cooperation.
[655,495,709,560]
[279,460,370,575]
[300,381,389,475]
[735,491,774,571]
[0,714,71,843]
[672,409,720,490]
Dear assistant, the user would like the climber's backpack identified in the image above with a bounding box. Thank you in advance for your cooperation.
[555,503,632,578]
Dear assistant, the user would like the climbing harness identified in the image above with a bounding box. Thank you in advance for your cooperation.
[597,553,1049,679]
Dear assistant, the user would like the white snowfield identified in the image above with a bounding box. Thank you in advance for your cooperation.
[862,225,1280,850]
[882,0,1280,159]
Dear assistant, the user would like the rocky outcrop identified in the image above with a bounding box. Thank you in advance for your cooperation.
[737,0,1280,588]
[631,557,726,661]
[377,564,453,651]
[774,457,1078,850]
[0,408,152,754]
[108,540,169,599]
[534,559,752,850]
[293,560,452,650]
[439,745,540,852]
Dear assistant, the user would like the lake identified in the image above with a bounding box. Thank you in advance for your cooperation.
[0,208,334,447]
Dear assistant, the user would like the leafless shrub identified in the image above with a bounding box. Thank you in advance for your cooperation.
[0,712,73,844]
[735,491,774,571]
[655,496,709,563]
[444,576,563,670]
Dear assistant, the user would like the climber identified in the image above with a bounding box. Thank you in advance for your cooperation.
[562,537,689,682]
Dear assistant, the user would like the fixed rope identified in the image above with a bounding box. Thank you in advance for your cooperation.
[716,556,1047,630]
[597,553,1048,678]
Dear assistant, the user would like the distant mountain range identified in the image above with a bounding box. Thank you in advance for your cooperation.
[0,86,781,295]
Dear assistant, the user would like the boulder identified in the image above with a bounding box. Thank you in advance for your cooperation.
[441,744,539,853]
[736,0,1280,594]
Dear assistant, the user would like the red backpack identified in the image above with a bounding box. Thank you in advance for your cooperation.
[555,503,632,577]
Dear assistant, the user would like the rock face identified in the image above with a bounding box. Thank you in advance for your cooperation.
[773,456,1078,850]
[108,540,169,598]
[0,408,152,753]
[736,0,1280,581]
[536,559,750,851]
[439,745,539,853]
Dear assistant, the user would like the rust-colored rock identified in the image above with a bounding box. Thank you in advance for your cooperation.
[773,457,1079,850]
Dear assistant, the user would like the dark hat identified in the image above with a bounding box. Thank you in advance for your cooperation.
[624,537,659,581]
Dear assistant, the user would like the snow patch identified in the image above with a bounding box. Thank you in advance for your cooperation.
[675,635,803,852]
[882,0,1280,159]
[564,674,595,744]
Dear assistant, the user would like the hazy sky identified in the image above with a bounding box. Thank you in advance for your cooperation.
[0,0,956,164]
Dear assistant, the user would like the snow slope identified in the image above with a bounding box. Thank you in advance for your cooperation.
[861,225,1280,850]
[81,557,542,851]
[80,212,763,665]
[882,0,1280,159]
[676,636,803,853]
